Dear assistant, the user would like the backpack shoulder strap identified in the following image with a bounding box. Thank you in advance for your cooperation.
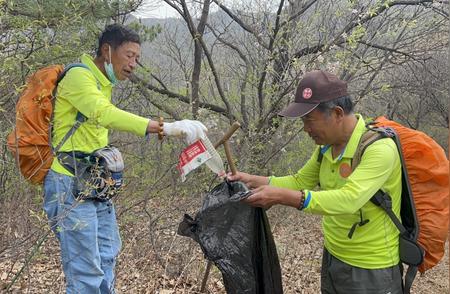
[352,130,380,170]
[56,63,90,85]
[51,63,90,154]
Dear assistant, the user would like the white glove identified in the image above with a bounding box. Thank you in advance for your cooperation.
[164,120,208,144]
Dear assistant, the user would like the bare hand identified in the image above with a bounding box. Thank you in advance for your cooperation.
[242,185,282,209]
[227,171,249,182]
[227,171,269,189]
[243,186,303,210]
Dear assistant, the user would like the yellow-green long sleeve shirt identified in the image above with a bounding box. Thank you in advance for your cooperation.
[50,54,150,175]
[270,115,402,269]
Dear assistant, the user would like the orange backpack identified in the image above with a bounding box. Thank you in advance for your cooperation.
[7,64,89,184]
[354,116,449,293]
[366,117,449,273]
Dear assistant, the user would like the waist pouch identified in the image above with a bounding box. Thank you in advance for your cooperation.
[57,146,124,201]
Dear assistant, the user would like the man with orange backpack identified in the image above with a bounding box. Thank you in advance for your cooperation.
[36,24,206,293]
[228,70,448,293]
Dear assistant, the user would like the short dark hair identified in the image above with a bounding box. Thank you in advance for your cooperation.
[96,24,141,56]
[316,95,354,115]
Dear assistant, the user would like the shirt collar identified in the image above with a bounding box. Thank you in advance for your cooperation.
[320,114,367,162]
[80,54,111,87]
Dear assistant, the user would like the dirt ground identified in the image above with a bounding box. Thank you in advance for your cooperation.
[0,204,448,293]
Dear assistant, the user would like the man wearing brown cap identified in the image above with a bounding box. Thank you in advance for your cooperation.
[228,70,403,293]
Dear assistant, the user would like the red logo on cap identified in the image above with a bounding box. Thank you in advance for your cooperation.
[303,88,312,99]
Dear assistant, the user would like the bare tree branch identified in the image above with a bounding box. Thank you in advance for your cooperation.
[191,0,211,117]
[257,0,286,118]
[130,74,232,118]
[206,23,251,129]
[284,0,318,25]
[212,0,270,49]
[292,0,436,60]
[136,84,182,120]
[357,40,415,60]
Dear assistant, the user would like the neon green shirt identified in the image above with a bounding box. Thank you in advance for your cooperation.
[50,54,150,175]
[270,115,402,269]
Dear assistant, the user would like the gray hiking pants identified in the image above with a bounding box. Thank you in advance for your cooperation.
[321,248,403,294]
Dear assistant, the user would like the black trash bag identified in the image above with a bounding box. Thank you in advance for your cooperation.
[178,181,283,294]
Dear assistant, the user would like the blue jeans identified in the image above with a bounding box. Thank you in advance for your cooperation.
[43,170,121,294]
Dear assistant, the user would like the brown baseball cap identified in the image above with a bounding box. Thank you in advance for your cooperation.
[279,70,348,118]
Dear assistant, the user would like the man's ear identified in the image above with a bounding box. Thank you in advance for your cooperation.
[100,43,110,61]
[332,106,345,121]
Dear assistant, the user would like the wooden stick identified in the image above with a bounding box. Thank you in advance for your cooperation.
[223,141,237,175]
[200,260,213,293]
[214,121,241,149]
[200,121,240,293]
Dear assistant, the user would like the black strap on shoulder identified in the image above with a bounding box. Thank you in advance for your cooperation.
[53,112,87,153]
[50,63,90,154]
